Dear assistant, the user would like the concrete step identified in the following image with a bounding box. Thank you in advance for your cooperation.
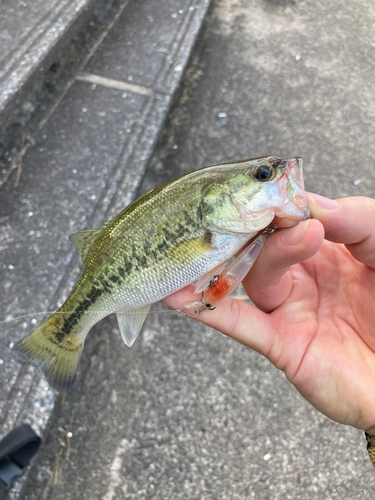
[0,0,126,183]
[0,0,92,112]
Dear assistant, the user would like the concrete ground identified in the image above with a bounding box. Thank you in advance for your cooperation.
[1,0,375,498]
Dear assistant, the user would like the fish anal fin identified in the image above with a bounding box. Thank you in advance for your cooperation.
[69,227,104,265]
[117,305,151,347]
[194,262,227,294]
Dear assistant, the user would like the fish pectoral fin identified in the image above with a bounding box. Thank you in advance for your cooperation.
[194,262,227,294]
[69,227,104,266]
[116,305,151,348]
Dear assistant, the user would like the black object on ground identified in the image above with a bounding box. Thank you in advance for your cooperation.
[0,425,41,498]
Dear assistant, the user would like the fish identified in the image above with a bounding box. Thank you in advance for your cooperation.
[12,156,308,393]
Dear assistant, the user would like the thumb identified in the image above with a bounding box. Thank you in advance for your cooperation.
[308,193,375,269]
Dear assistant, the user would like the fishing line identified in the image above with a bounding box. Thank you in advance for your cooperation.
[0,308,187,326]
[0,309,182,356]
[1,210,310,357]
[1,211,310,326]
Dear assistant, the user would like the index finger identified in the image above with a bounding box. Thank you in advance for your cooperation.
[162,286,275,358]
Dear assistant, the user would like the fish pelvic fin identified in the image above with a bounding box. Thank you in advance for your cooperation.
[11,315,84,393]
[117,304,151,347]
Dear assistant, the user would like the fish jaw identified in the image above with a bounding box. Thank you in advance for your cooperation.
[273,157,308,219]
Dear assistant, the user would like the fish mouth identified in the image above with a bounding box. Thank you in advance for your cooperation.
[275,157,309,219]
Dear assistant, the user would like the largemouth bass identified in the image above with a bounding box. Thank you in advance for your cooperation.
[12,156,307,393]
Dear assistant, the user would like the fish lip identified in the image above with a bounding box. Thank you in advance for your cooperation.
[286,157,304,190]
[274,157,308,218]
[294,157,304,189]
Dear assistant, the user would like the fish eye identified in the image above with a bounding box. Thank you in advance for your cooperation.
[254,163,276,182]
[205,303,212,308]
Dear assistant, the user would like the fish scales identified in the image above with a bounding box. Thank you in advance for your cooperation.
[61,169,246,324]
[12,156,308,392]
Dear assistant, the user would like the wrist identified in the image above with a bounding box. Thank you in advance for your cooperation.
[365,431,375,468]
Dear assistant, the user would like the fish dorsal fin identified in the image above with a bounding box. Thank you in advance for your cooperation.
[194,262,227,294]
[69,227,104,264]
[117,305,151,347]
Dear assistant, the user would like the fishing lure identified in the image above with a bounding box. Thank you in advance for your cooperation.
[180,214,309,317]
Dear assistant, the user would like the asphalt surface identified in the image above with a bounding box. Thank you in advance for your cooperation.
[2,0,375,498]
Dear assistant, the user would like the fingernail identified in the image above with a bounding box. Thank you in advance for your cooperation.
[282,220,310,246]
[308,193,338,210]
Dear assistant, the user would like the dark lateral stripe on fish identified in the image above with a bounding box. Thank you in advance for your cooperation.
[131,245,150,268]
[61,222,200,335]
[183,210,199,229]
[61,263,135,334]
[156,240,169,253]
[53,331,67,344]
[162,227,175,242]
[61,284,106,333]
[123,257,133,274]
[50,332,81,353]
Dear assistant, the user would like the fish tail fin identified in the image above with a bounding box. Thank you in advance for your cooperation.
[12,315,84,393]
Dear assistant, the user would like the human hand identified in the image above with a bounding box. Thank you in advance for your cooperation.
[163,194,375,435]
